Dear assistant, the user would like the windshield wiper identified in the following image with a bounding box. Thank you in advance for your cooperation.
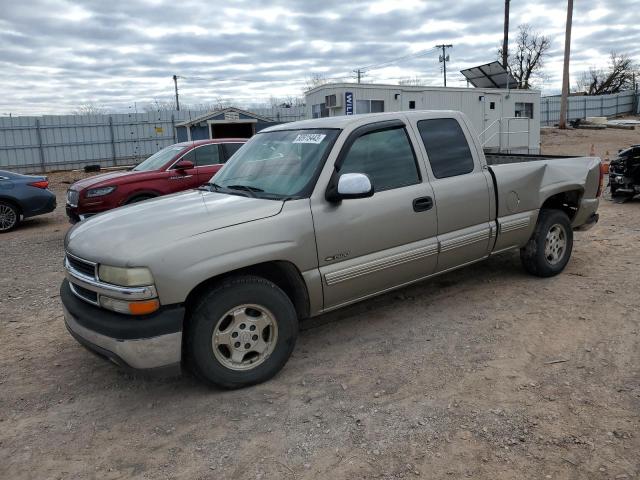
[198,182,223,192]
[226,184,264,197]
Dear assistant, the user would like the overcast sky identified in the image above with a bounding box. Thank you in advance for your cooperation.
[1,0,638,115]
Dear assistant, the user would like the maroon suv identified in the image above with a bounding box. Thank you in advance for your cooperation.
[66,139,245,222]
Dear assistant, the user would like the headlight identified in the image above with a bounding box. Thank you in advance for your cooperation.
[86,186,116,198]
[98,265,154,286]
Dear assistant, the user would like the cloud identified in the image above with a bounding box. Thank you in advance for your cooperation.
[0,0,637,114]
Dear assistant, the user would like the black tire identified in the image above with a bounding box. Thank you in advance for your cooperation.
[520,209,573,277]
[126,195,154,204]
[0,200,20,233]
[186,275,298,389]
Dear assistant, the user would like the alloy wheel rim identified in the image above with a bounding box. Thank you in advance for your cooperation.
[212,304,278,371]
[544,223,567,265]
[0,205,17,231]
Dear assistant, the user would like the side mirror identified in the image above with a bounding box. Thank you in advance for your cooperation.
[326,173,374,202]
[175,160,194,171]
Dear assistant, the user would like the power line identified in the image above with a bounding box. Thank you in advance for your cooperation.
[356,47,438,73]
[175,47,441,93]
[177,48,441,88]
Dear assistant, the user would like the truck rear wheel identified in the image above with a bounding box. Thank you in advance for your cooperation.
[520,209,573,277]
[186,275,298,389]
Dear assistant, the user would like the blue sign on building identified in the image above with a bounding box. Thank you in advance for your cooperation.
[345,92,354,115]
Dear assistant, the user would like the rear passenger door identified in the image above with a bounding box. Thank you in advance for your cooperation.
[195,144,224,183]
[413,117,494,272]
[311,121,439,309]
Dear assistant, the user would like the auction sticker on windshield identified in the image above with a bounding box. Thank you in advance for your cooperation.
[293,133,326,144]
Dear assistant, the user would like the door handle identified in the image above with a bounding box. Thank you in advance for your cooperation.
[413,196,433,212]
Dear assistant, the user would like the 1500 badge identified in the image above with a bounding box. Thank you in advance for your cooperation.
[325,251,350,262]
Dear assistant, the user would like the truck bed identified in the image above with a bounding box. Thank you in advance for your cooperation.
[485,152,582,165]
[487,156,602,221]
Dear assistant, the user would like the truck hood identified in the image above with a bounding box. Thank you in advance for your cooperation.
[69,170,149,190]
[65,190,284,264]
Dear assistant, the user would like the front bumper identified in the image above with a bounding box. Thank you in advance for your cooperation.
[61,279,184,372]
[66,205,99,224]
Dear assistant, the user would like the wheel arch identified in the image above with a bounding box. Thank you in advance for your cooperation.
[0,196,22,214]
[123,189,161,204]
[183,260,311,322]
[539,188,583,220]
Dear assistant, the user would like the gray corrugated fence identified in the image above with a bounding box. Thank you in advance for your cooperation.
[0,106,306,173]
[540,90,639,126]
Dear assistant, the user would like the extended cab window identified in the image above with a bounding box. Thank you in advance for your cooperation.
[417,119,474,179]
[339,127,419,191]
[195,145,221,166]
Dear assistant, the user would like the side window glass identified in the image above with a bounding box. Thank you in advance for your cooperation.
[417,119,475,179]
[340,127,420,191]
[196,145,221,166]
[222,143,243,162]
[173,149,195,168]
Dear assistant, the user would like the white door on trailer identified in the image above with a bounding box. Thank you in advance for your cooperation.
[481,94,502,148]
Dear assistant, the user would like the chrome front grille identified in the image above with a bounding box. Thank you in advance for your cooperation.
[66,189,79,207]
[69,282,99,305]
[64,251,158,307]
[66,253,96,279]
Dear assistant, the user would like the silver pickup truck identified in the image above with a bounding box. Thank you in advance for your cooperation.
[61,111,601,388]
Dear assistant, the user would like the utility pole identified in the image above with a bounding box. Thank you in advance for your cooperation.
[173,74,180,111]
[502,0,510,69]
[436,44,452,87]
[559,0,573,129]
[353,69,362,84]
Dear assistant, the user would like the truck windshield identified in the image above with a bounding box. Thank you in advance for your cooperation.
[133,145,185,171]
[210,129,339,199]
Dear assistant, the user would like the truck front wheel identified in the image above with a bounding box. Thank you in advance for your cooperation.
[186,275,298,388]
[520,209,573,277]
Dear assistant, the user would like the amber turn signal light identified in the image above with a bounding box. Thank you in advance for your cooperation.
[128,299,160,315]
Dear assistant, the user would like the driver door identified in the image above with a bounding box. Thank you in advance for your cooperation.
[310,122,439,309]
[167,148,200,192]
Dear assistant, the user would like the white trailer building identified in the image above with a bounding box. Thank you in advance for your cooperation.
[305,83,541,153]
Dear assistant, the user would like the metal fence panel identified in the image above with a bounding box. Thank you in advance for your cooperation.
[0,106,306,173]
[540,90,638,126]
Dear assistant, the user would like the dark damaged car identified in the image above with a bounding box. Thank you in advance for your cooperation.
[609,144,640,198]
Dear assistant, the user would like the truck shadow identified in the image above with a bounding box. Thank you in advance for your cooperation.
[300,251,523,332]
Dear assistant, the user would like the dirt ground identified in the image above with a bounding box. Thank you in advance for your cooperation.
[1,127,639,480]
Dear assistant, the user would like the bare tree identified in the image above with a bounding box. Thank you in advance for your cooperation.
[398,76,427,86]
[187,98,233,112]
[72,103,108,115]
[498,24,551,89]
[576,52,637,95]
[304,73,329,91]
[269,95,305,108]
[142,99,176,112]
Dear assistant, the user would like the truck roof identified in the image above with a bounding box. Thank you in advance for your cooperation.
[261,110,464,132]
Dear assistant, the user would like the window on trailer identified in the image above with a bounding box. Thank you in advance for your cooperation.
[515,102,534,119]
[312,103,330,118]
[356,100,384,114]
